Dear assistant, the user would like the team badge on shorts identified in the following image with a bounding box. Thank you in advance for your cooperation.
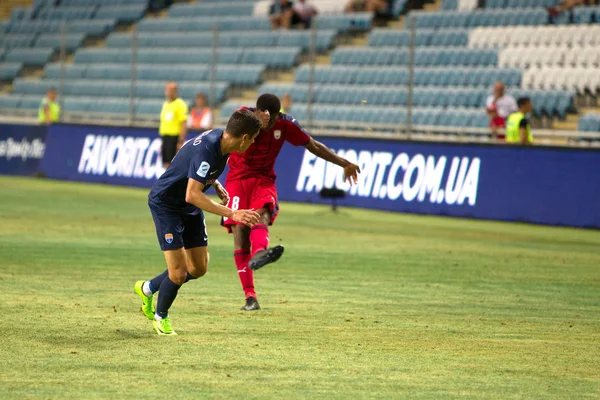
[165,233,173,244]
[273,130,281,140]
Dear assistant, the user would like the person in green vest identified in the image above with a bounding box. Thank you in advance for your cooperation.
[38,88,61,125]
[506,97,533,145]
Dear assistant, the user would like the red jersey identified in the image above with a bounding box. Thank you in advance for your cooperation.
[227,109,311,182]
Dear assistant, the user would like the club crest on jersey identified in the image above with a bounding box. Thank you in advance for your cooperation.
[165,233,173,244]
[274,130,281,140]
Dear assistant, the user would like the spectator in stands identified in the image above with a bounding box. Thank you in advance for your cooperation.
[485,81,518,121]
[38,88,60,125]
[280,93,293,114]
[547,0,598,17]
[159,81,188,168]
[505,97,534,145]
[487,104,506,141]
[293,0,318,29]
[345,0,388,13]
[187,93,213,132]
[269,0,297,30]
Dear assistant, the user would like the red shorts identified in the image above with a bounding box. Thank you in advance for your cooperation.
[221,177,279,233]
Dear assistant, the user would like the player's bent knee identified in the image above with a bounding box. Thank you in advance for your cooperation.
[186,248,209,278]
[188,256,208,278]
[164,249,189,284]
[169,268,188,285]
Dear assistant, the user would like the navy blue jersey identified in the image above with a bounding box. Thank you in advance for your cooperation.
[149,129,229,215]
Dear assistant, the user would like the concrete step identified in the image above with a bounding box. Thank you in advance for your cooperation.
[566,114,579,123]
[275,71,296,82]
[241,90,257,100]
[424,0,442,12]
[315,55,331,65]
[387,18,405,29]
[580,107,600,114]
[553,120,578,130]
[349,35,369,46]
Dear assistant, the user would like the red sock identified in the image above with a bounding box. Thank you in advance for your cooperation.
[250,224,269,257]
[234,248,255,299]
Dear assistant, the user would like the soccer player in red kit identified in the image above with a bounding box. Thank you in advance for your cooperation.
[222,93,361,311]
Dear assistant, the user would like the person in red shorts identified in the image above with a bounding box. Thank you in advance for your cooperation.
[223,93,361,311]
[487,104,506,141]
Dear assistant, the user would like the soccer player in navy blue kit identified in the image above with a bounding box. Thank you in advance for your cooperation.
[134,109,262,335]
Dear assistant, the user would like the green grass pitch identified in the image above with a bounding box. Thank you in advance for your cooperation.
[0,176,599,399]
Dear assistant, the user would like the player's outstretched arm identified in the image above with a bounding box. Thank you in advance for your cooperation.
[186,179,259,226]
[305,138,360,185]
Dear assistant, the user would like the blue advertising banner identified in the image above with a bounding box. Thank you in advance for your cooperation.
[39,123,600,228]
[0,124,47,176]
[41,124,165,187]
[274,138,600,229]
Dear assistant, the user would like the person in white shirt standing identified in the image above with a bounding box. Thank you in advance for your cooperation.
[292,0,318,29]
[485,81,518,121]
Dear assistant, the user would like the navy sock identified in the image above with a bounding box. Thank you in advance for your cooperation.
[150,271,197,293]
[149,270,169,294]
[155,277,182,318]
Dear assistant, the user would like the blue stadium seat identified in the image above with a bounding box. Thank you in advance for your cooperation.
[0,95,22,109]
[63,96,92,113]
[12,78,58,95]
[36,6,96,20]
[169,2,255,17]
[573,6,600,24]
[314,13,372,32]
[35,33,86,51]
[136,98,162,115]
[241,48,300,68]
[331,47,497,66]
[277,30,336,52]
[486,0,507,8]
[19,95,43,110]
[85,64,131,79]
[578,113,600,132]
[75,47,293,69]
[216,65,264,85]
[63,80,127,97]
[89,97,131,114]
[137,16,272,33]
[61,0,148,5]
[95,4,147,22]
[10,7,35,21]
[5,48,54,66]
[391,0,408,16]
[105,30,335,52]
[69,19,117,35]
[0,62,23,80]
[1,34,37,50]
[44,63,87,79]
[441,0,458,10]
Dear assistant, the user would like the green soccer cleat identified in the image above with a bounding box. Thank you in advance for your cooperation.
[133,280,154,320]
[153,317,177,336]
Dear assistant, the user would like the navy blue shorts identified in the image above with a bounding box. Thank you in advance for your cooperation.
[150,205,208,251]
